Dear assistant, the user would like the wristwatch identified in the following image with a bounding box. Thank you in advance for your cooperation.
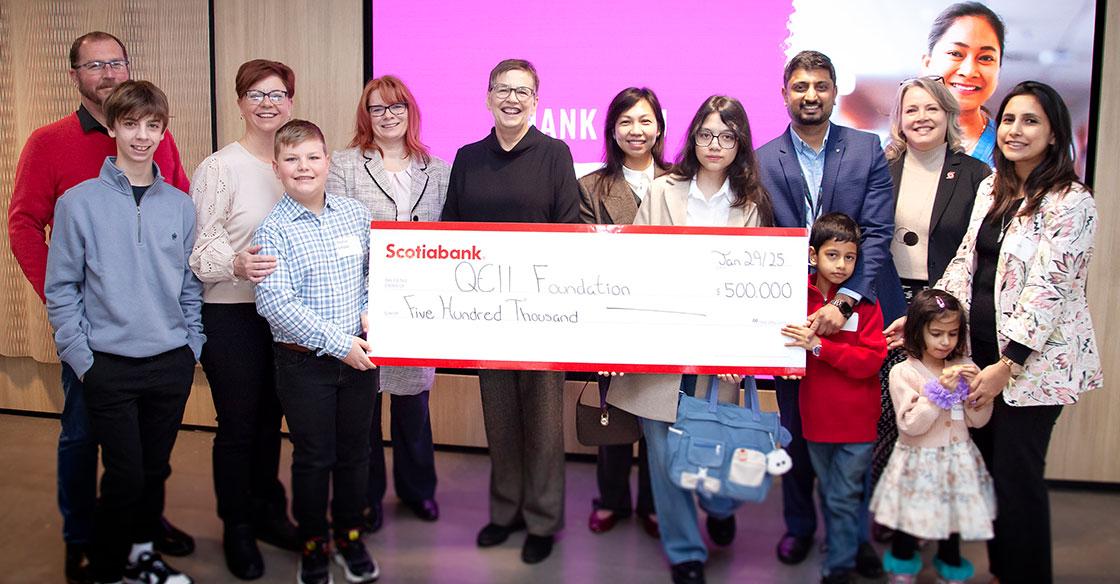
[998,355,1021,378]
[829,297,854,319]
[811,344,822,358]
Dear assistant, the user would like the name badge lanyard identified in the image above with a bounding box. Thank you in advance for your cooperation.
[804,182,824,226]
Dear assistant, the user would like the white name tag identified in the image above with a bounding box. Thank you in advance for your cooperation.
[840,312,859,333]
[335,235,362,259]
[1003,232,1037,263]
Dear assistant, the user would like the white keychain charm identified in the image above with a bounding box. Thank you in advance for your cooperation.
[767,448,793,475]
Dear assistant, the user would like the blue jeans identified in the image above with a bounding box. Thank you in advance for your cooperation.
[806,441,873,577]
[642,417,740,565]
[777,379,872,544]
[59,362,98,545]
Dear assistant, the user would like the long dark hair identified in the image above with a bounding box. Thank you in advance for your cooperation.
[673,95,774,226]
[594,87,668,185]
[927,2,1006,64]
[988,81,1083,222]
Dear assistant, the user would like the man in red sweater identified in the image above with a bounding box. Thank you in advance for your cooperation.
[782,212,888,584]
[6,31,194,584]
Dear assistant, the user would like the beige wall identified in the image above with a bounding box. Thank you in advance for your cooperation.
[0,0,211,363]
[0,0,1118,482]
[212,0,364,154]
[1044,1,1120,483]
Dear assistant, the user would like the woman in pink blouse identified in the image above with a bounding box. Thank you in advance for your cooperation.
[188,59,300,579]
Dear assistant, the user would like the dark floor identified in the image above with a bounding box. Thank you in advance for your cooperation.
[0,413,1117,583]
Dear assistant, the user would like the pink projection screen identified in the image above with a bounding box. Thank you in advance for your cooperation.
[370,0,1099,178]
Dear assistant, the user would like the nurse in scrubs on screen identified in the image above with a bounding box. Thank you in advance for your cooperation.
[920,1,1007,166]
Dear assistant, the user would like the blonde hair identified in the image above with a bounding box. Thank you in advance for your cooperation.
[273,119,326,158]
[885,77,963,161]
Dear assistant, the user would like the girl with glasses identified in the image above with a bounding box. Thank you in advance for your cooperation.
[607,95,774,584]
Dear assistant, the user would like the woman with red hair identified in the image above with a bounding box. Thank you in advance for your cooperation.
[327,75,449,532]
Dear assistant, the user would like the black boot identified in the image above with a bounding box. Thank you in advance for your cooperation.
[65,543,92,584]
[223,523,264,580]
[251,500,300,552]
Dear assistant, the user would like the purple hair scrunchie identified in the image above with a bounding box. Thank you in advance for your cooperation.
[924,376,969,410]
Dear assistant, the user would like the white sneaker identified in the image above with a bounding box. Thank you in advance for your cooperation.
[122,551,192,584]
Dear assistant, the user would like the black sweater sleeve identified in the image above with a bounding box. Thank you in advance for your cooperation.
[551,142,581,224]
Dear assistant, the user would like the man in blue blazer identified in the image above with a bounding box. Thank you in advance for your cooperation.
[756,50,893,580]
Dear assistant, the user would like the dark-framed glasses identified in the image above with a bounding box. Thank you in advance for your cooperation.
[368,103,407,117]
[244,90,289,105]
[695,129,737,149]
[489,85,536,100]
[74,59,129,72]
[899,75,945,86]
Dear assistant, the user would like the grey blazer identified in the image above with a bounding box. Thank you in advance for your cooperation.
[606,173,761,422]
[327,147,450,394]
[327,147,450,222]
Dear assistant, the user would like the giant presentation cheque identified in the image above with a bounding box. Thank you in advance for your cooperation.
[367,222,808,375]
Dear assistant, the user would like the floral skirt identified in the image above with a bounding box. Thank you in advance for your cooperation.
[870,441,996,541]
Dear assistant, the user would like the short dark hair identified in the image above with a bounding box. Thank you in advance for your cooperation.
[488,58,539,92]
[70,31,128,69]
[783,50,836,86]
[104,80,169,129]
[274,119,326,158]
[809,212,860,250]
[235,59,296,99]
[927,2,1006,64]
[903,289,969,360]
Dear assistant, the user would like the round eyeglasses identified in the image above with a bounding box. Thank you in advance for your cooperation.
[694,129,737,149]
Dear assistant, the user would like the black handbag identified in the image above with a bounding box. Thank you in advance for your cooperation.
[575,376,642,446]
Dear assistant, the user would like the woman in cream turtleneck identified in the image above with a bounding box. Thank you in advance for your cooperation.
[870,76,992,540]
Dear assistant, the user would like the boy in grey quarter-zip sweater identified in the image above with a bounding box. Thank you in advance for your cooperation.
[45,80,202,584]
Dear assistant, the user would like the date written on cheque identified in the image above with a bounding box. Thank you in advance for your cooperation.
[712,249,786,268]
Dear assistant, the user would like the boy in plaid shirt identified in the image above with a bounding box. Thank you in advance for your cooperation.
[254,119,379,584]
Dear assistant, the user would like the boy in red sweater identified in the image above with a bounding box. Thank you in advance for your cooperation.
[782,212,887,584]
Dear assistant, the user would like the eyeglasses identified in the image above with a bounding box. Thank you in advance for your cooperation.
[244,90,289,105]
[899,75,945,86]
[489,85,536,100]
[694,129,737,149]
[73,59,129,72]
[368,103,407,117]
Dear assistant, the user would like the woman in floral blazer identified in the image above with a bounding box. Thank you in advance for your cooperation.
[886,81,1100,584]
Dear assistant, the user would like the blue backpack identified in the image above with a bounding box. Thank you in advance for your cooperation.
[666,376,793,503]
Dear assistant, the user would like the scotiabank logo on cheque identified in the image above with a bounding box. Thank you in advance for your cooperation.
[384,243,483,260]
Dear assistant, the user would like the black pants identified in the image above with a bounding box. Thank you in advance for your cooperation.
[971,395,1063,584]
[274,346,376,541]
[83,346,195,582]
[199,303,288,525]
[367,387,438,507]
[595,439,653,517]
